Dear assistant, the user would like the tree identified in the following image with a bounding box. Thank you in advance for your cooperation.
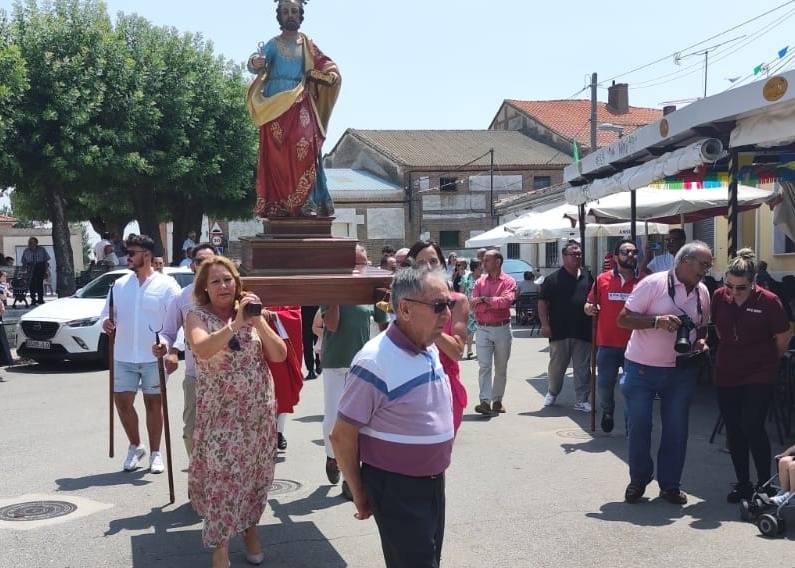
[0,2,257,282]
[0,0,119,296]
[108,16,256,261]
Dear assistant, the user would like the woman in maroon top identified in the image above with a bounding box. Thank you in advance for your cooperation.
[711,249,792,503]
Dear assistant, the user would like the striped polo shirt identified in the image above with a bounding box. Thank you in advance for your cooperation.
[337,323,454,477]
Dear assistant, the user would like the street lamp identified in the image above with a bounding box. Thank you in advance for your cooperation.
[598,122,624,138]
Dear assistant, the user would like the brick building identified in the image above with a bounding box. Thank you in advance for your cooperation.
[324,129,571,252]
[489,83,663,155]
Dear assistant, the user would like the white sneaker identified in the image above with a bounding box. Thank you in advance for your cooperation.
[149,451,165,474]
[573,401,592,413]
[543,393,557,407]
[123,444,146,471]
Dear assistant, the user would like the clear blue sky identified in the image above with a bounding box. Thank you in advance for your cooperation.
[4,0,794,149]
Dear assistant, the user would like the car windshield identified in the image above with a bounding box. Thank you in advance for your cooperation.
[75,271,192,299]
[502,259,534,273]
[75,273,126,299]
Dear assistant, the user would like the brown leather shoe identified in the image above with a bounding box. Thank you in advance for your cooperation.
[492,401,506,413]
[474,401,492,415]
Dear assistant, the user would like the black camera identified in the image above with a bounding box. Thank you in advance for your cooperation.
[674,314,696,353]
[244,302,263,317]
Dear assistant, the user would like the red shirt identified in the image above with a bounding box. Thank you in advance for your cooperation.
[472,272,517,324]
[587,269,642,348]
[711,286,789,386]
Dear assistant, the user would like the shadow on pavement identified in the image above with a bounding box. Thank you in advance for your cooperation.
[56,469,152,491]
[519,349,795,529]
[293,414,324,423]
[126,497,350,567]
[7,360,105,375]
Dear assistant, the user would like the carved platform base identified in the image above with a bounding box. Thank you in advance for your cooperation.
[239,219,392,306]
[261,217,333,239]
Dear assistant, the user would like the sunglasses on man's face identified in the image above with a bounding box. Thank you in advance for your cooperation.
[618,249,638,256]
[404,298,456,314]
[725,283,750,291]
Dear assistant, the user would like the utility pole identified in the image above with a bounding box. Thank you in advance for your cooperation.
[489,148,495,223]
[578,72,597,268]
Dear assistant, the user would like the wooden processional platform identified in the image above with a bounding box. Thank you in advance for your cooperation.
[239,218,392,306]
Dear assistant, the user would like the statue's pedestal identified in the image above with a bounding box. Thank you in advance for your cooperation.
[239,218,392,306]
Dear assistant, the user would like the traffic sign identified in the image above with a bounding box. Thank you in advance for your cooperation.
[211,234,223,246]
[210,222,223,236]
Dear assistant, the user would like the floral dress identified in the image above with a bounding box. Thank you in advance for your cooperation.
[188,306,277,548]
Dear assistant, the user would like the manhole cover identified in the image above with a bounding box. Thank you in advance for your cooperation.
[556,429,609,440]
[269,479,302,496]
[0,501,77,522]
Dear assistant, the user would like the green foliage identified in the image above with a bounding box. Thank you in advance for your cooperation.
[0,0,257,284]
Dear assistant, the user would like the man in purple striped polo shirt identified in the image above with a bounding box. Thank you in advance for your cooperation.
[331,266,455,568]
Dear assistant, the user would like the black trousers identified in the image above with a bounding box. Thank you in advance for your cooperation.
[29,263,46,303]
[361,463,445,568]
[717,383,775,484]
[301,305,319,373]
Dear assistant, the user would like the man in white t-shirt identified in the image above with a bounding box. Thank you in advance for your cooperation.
[641,228,686,274]
[94,233,112,262]
[101,234,181,474]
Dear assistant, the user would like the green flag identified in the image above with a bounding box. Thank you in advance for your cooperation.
[754,63,763,75]
[572,141,580,161]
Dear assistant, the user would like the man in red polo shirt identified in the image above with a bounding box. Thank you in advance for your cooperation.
[585,239,643,432]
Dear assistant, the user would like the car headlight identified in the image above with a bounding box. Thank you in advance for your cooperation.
[66,316,100,328]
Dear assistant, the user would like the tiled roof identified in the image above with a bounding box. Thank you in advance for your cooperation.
[325,169,401,192]
[343,129,571,168]
[505,100,663,149]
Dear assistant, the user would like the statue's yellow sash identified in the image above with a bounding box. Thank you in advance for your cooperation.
[246,33,340,137]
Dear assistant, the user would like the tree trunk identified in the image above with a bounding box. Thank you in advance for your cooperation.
[131,186,165,256]
[47,184,76,297]
[170,199,205,265]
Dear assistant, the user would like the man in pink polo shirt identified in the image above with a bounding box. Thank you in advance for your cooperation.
[617,241,712,506]
[472,250,517,415]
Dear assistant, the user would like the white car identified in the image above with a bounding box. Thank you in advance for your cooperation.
[16,267,193,365]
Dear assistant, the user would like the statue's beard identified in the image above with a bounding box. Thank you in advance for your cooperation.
[282,19,300,31]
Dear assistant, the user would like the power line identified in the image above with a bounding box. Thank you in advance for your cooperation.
[597,0,795,86]
[633,11,795,92]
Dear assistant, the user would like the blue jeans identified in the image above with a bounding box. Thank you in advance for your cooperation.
[596,347,625,414]
[620,360,697,491]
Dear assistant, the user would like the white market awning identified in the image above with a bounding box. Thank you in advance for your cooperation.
[730,100,795,149]
[465,203,668,247]
[564,139,723,205]
[578,185,773,224]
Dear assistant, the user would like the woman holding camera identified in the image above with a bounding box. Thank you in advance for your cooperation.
[185,256,287,567]
[711,249,791,503]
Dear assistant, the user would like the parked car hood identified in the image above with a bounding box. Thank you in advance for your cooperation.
[19,297,106,322]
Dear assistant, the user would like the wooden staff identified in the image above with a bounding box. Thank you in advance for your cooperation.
[590,312,598,433]
[108,288,115,458]
[153,329,175,504]
[589,282,599,433]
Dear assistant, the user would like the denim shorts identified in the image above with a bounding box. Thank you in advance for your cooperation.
[114,361,161,395]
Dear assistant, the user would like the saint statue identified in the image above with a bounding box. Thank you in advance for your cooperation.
[247,0,341,218]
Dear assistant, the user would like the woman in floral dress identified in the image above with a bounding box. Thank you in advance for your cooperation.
[184,256,287,568]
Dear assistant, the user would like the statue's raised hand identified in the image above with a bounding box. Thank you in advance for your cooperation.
[249,55,266,72]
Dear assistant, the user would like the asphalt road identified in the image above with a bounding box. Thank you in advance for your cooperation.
[1,331,794,567]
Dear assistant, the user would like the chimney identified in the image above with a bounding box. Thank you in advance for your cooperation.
[663,105,677,115]
[607,81,629,115]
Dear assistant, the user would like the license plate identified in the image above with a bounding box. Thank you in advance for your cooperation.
[26,340,51,350]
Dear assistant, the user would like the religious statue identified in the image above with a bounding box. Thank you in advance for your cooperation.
[247,0,341,218]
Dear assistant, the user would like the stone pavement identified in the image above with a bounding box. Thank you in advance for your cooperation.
[1,330,794,567]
